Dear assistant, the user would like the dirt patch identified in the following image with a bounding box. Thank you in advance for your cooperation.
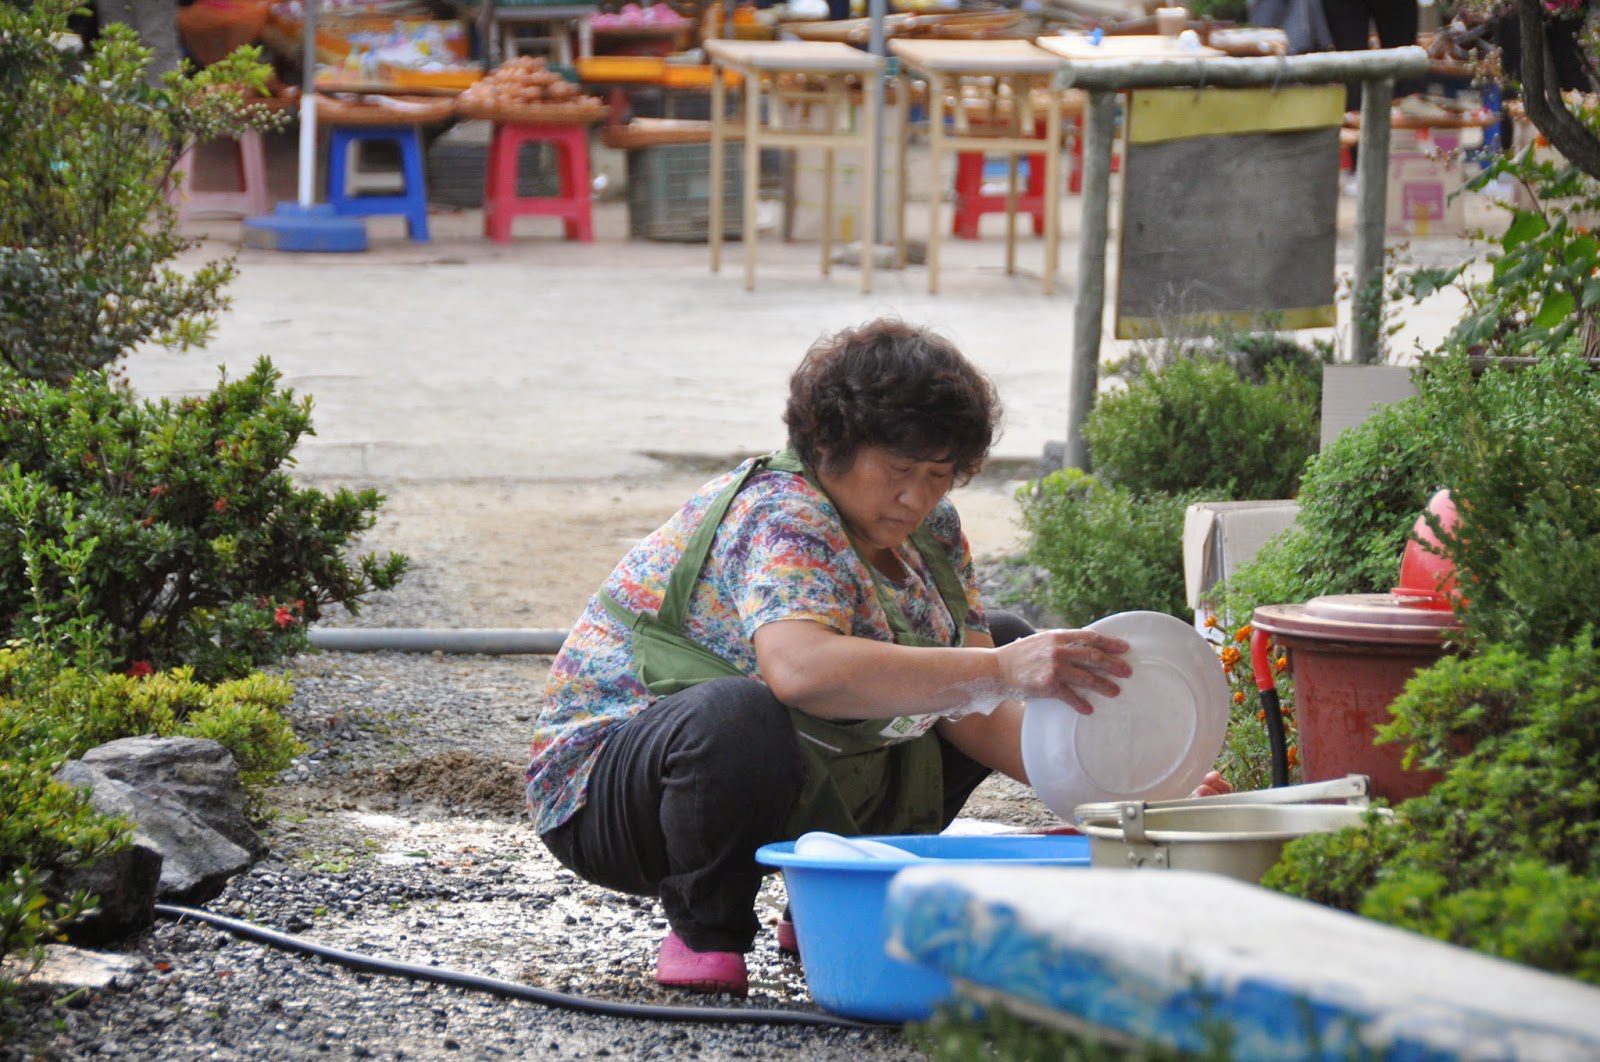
[360,750,531,819]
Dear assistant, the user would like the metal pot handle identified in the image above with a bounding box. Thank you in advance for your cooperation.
[1076,774,1371,827]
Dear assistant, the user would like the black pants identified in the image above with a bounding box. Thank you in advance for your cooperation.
[1324,0,1419,111]
[541,612,1035,952]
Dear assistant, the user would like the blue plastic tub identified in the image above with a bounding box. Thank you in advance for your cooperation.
[755,834,1090,1022]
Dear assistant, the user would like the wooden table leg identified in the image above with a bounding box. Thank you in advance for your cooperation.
[710,62,725,275]
[822,81,837,277]
[1044,91,1061,295]
[1005,78,1020,277]
[860,70,878,294]
[744,73,760,292]
[927,72,944,295]
[896,73,909,270]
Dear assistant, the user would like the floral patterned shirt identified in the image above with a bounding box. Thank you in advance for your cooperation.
[525,458,989,833]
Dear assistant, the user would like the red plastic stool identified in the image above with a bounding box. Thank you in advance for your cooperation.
[169,128,271,220]
[950,149,1047,240]
[483,123,593,243]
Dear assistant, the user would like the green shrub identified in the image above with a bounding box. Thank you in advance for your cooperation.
[0,643,301,994]
[0,361,407,680]
[1018,470,1200,627]
[1217,394,1442,626]
[1422,356,1600,654]
[0,647,302,785]
[0,0,279,383]
[0,716,130,998]
[1084,357,1318,500]
[1264,638,1600,983]
[1398,146,1600,361]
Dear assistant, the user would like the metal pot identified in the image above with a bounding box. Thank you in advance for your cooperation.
[1074,775,1391,883]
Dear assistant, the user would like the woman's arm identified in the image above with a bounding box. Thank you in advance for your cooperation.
[752,619,1130,721]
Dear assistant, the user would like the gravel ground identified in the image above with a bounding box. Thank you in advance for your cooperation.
[1,479,1061,1061]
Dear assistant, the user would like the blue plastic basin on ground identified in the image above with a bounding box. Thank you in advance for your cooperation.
[755,834,1090,1022]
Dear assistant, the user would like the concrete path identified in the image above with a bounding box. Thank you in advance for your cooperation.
[134,185,1489,485]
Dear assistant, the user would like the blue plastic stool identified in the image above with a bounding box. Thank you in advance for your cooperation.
[326,126,430,242]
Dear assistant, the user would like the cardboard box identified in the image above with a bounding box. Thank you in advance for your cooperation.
[1182,500,1302,626]
[1320,365,1418,449]
[1386,148,1468,238]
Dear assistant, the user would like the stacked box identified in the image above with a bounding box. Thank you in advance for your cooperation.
[626,143,743,242]
[1386,129,1468,238]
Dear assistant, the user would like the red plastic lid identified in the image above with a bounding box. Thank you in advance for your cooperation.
[1252,593,1461,646]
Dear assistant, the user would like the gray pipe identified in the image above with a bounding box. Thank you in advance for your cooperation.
[308,628,569,654]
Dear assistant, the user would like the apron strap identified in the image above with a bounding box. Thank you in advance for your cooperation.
[656,454,775,631]
[647,448,970,648]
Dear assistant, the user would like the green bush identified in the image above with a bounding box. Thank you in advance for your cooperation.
[0,0,279,383]
[0,648,302,786]
[0,644,301,995]
[1084,357,1318,500]
[1398,146,1600,361]
[0,361,407,681]
[1264,638,1600,983]
[1018,469,1200,628]
[1217,394,1443,627]
[1422,356,1600,654]
[0,712,130,997]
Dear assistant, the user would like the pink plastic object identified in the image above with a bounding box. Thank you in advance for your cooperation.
[168,128,272,220]
[483,122,593,243]
[655,931,749,996]
[1393,489,1460,610]
[776,917,799,956]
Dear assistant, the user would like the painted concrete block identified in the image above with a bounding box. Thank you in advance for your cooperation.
[886,866,1600,1060]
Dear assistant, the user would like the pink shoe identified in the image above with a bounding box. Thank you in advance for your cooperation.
[655,931,749,996]
[775,917,799,956]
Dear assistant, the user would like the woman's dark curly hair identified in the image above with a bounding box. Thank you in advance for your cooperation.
[785,319,1001,483]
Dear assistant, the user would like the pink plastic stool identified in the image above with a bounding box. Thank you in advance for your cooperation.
[170,128,271,220]
[483,123,593,243]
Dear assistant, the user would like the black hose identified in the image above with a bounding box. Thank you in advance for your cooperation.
[1259,687,1289,788]
[1249,627,1289,788]
[154,904,884,1031]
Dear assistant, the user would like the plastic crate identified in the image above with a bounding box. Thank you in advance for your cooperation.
[626,142,742,242]
[428,125,559,209]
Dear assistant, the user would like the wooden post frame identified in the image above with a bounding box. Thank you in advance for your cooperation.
[704,40,886,294]
[1034,42,1430,469]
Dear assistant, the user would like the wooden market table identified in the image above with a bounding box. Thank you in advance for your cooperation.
[890,39,1069,294]
[705,39,886,293]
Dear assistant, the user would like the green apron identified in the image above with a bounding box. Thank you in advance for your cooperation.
[600,450,972,838]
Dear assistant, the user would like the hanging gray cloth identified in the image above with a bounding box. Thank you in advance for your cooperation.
[1249,0,1334,54]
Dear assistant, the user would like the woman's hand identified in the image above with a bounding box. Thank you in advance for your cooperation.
[1190,770,1233,798]
[993,629,1132,716]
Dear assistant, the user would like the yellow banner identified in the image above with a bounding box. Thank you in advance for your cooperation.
[1126,86,1346,145]
[1115,305,1338,340]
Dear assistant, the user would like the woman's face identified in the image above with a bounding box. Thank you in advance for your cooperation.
[816,446,957,553]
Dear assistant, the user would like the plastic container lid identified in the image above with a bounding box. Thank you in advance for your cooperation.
[1253,593,1461,646]
[1393,489,1460,610]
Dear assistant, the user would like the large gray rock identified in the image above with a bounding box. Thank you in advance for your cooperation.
[55,737,267,906]
[49,842,163,944]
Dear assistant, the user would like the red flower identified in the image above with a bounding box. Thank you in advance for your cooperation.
[127,660,154,678]
[273,606,296,628]
[213,497,228,513]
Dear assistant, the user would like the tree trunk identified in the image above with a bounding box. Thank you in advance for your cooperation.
[1517,0,1600,182]
[95,0,182,86]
